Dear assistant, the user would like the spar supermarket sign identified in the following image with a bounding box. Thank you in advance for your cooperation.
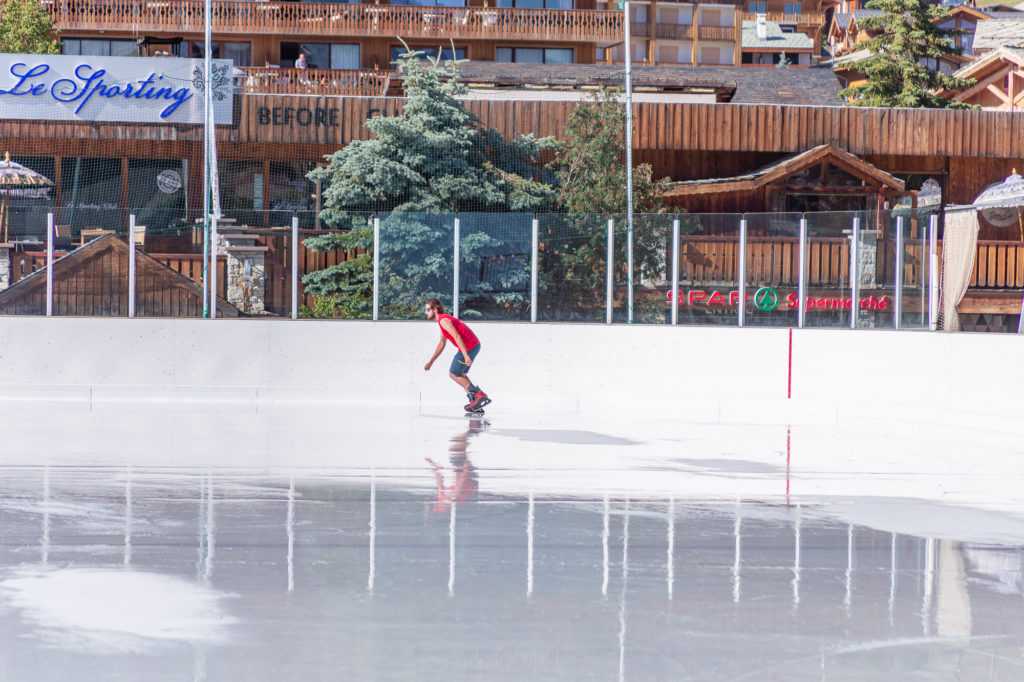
[667,287,889,312]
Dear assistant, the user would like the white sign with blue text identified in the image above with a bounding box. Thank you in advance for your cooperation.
[0,54,234,125]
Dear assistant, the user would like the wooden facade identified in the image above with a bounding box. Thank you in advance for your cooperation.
[0,236,238,317]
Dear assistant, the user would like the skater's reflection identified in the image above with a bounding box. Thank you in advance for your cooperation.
[426,417,487,514]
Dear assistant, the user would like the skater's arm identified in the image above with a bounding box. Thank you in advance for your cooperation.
[439,319,471,366]
[424,335,446,370]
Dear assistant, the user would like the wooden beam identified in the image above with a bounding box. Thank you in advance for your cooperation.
[956,64,1013,103]
[987,83,1010,104]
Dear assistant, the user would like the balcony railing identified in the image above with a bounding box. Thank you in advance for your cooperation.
[241,67,391,97]
[697,25,738,41]
[49,0,623,43]
[742,11,825,27]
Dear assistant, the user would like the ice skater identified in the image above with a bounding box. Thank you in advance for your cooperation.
[423,298,491,413]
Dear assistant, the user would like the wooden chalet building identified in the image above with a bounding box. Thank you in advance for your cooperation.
[2,45,1024,328]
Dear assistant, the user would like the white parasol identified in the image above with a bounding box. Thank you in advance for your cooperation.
[973,169,1024,240]
[0,152,54,243]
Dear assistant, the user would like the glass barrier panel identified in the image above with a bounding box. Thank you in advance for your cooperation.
[457,213,532,321]
[377,212,455,320]
[895,207,933,330]
[673,213,742,326]
[611,213,675,324]
[535,213,609,322]
[743,212,802,327]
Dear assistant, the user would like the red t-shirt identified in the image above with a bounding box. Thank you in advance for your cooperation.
[437,313,480,351]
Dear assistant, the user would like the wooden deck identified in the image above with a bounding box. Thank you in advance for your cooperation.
[48,0,623,43]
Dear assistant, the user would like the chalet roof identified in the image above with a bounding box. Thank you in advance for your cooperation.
[833,12,854,30]
[0,235,240,317]
[851,9,883,24]
[453,61,842,106]
[664,144,905,197]
[741,20,815,49]
[973,19,1024,50]
[981,10,1024,20]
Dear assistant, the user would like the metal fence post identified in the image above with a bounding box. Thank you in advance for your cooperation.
[531,217,539,323]
[671,218,679,326]
[894,215,903,330]
[797,217,807,329]
[850,216,859,330]
[738,217,747,328]
[291,216,299,320]
[929,214,938,331]
[46,213,53,317]
[453,217,460,318]
[373,217,380,321]
[209,215,218,319]
[606,218,614,324]
[129,213,136,318]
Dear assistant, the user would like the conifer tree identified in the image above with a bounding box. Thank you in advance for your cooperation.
[303,48,557,318]
[0,0,60,55]
[839,0,974,108]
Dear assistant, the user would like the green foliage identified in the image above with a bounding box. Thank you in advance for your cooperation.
[301,217,373,319]
[553,87,671,215]
[0,0,59,55]
[839,0,975,108]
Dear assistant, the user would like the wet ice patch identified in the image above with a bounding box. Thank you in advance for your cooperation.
[0,567,235,652]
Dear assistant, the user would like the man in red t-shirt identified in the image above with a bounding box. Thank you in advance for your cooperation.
[423,297,491,412]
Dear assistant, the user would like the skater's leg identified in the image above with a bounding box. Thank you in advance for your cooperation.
[449,371,472,392]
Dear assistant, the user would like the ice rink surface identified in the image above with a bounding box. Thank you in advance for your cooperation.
[1,401,1023,681]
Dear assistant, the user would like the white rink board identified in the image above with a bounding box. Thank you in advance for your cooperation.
[0,316,1020,429]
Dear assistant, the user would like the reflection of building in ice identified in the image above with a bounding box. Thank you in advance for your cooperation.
[964,544,1024,596]
[4,469,1024,679]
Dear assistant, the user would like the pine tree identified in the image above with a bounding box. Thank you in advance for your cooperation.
[303,48,558,318]
[0,0,60,55]
[839,0,974,108]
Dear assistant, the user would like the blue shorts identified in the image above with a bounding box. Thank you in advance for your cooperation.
[449,344,481,376]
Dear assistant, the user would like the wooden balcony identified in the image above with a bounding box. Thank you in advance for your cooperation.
[742,11,825,27]
[49,0,623,43]
[697,25,738,41]
[241,67,391,96]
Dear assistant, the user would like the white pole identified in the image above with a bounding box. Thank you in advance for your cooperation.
[797,218,807,329]
[623,0,634,324]
[738,218,747,327]
[453,217,460,318]
[850,216,859,330]
[531,218,539,323]
[291,216,299,320]
[895,216,903,330]
[129,213,136,318]
[209,215,218,318]
[45,212,53,317]
[928,214,939,331]
[606,218,614,324]
[201,0,212,319]
[373,217,380,321]
[671,219,679,326]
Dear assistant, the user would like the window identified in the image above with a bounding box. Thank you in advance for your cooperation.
[701,9,722,25]
[282,43,359,69]
[496,47,574,63]
[747,2,766,13]
[390,46,467,64]
[700,46,721,64]
[176,41,252,66]
[784,3,801,13]
[62,38,138,57]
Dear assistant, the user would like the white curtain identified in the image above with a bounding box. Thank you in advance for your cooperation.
[938,210,979,332]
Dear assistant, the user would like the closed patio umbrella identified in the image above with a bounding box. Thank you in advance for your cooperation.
[0,152,55,244]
